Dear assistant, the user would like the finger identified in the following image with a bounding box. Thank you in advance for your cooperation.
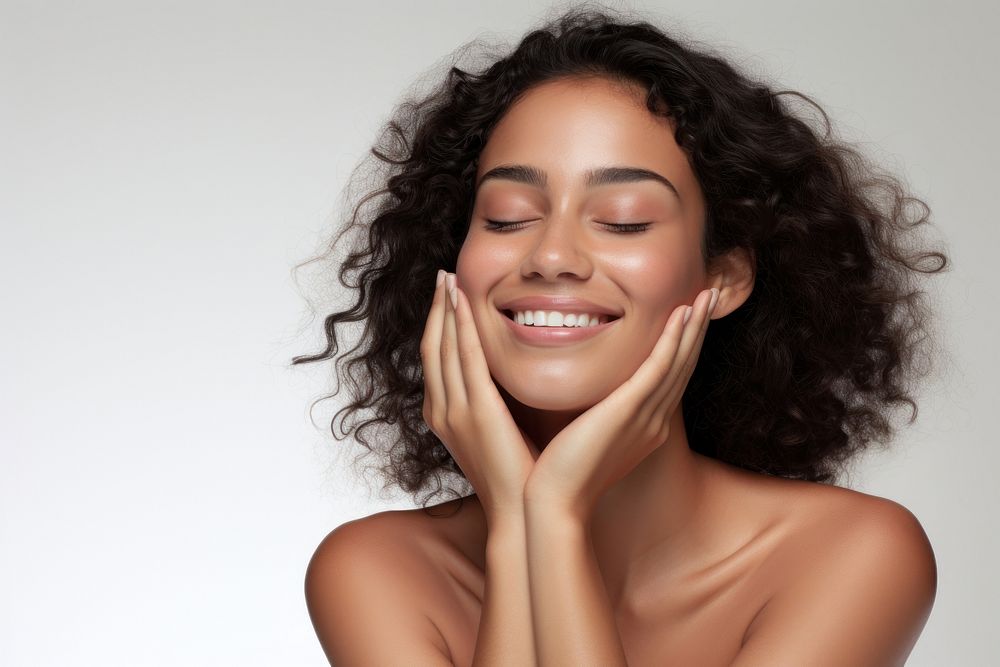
[440,273,469,407]
[677,288,716,385]
[659,288,715,406]
[451,283,498,405]
[641,290,711,412]
[630,302,690,413]
[420,270,449,415]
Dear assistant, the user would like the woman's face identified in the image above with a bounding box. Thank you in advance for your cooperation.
[455,76,708,412]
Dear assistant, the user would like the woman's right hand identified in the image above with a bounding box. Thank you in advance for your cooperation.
[420,270,540,525]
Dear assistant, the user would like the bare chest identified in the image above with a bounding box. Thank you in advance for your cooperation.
[427,533,777,667]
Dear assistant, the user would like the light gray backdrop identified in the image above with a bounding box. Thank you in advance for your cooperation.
[2,0,996,664]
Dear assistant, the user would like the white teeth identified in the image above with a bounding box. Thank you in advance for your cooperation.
[509,310,612,327]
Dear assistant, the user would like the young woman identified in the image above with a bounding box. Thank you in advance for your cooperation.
[296,7,946,666]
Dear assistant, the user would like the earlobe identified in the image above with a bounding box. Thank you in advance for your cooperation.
[707,247,756,319]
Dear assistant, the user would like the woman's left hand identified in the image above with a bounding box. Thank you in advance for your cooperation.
[523,287,719,521]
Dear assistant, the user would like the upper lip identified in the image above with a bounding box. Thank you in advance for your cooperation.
[496,296,624,318]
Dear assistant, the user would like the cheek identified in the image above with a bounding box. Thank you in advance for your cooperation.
[611,246,701,313]
[454,244,489,298]
[455,237,519,297]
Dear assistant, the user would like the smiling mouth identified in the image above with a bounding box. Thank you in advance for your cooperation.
[500,309,621,326]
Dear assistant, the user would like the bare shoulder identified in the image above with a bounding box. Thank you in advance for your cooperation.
[304,508,460,666]
[733,475,938,666]
[750,474,938,594]
[773,477,937,570]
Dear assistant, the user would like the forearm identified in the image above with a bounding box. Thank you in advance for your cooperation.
[524,501,628,666]
[471,513,538,667]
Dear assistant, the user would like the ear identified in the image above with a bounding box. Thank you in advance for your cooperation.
[705,246,755,319]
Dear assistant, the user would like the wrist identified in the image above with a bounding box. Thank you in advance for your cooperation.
[523,492,591,530]
[484,505,526,536]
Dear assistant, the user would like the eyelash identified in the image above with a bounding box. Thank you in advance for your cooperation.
[483,219,651,234]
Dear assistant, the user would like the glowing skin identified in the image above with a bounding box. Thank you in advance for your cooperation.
[455,76,756,601]
[458,79,707,419]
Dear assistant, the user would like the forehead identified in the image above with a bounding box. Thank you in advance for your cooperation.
[475,77,700,207]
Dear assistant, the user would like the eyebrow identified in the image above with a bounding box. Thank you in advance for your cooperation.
[475,164,681,200]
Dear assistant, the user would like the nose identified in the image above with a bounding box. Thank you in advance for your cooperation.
[519,215,594,282]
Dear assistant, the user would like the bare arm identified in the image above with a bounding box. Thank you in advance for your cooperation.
[419,273,541,665]
[474,502,627,667]
[471,512,538,667]
[524,499,628,667]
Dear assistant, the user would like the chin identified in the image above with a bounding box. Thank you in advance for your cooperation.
[498,380,606,413]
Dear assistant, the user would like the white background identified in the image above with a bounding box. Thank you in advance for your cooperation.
[3,1,997,664]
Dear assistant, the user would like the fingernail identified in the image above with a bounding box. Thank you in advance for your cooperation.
[445,273,455,291]
[683,306,693,324]
[449,286,458,308]
[709,288,719,312]
[436,269,445,287]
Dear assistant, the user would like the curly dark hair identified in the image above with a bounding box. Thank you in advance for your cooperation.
[291,5,949,510]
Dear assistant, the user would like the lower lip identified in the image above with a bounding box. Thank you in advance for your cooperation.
[500,310,619,346]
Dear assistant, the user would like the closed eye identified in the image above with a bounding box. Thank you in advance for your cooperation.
[601,222,650,233]
[483,219,651,233]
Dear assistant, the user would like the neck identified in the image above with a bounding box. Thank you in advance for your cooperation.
[499,388,713,606]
